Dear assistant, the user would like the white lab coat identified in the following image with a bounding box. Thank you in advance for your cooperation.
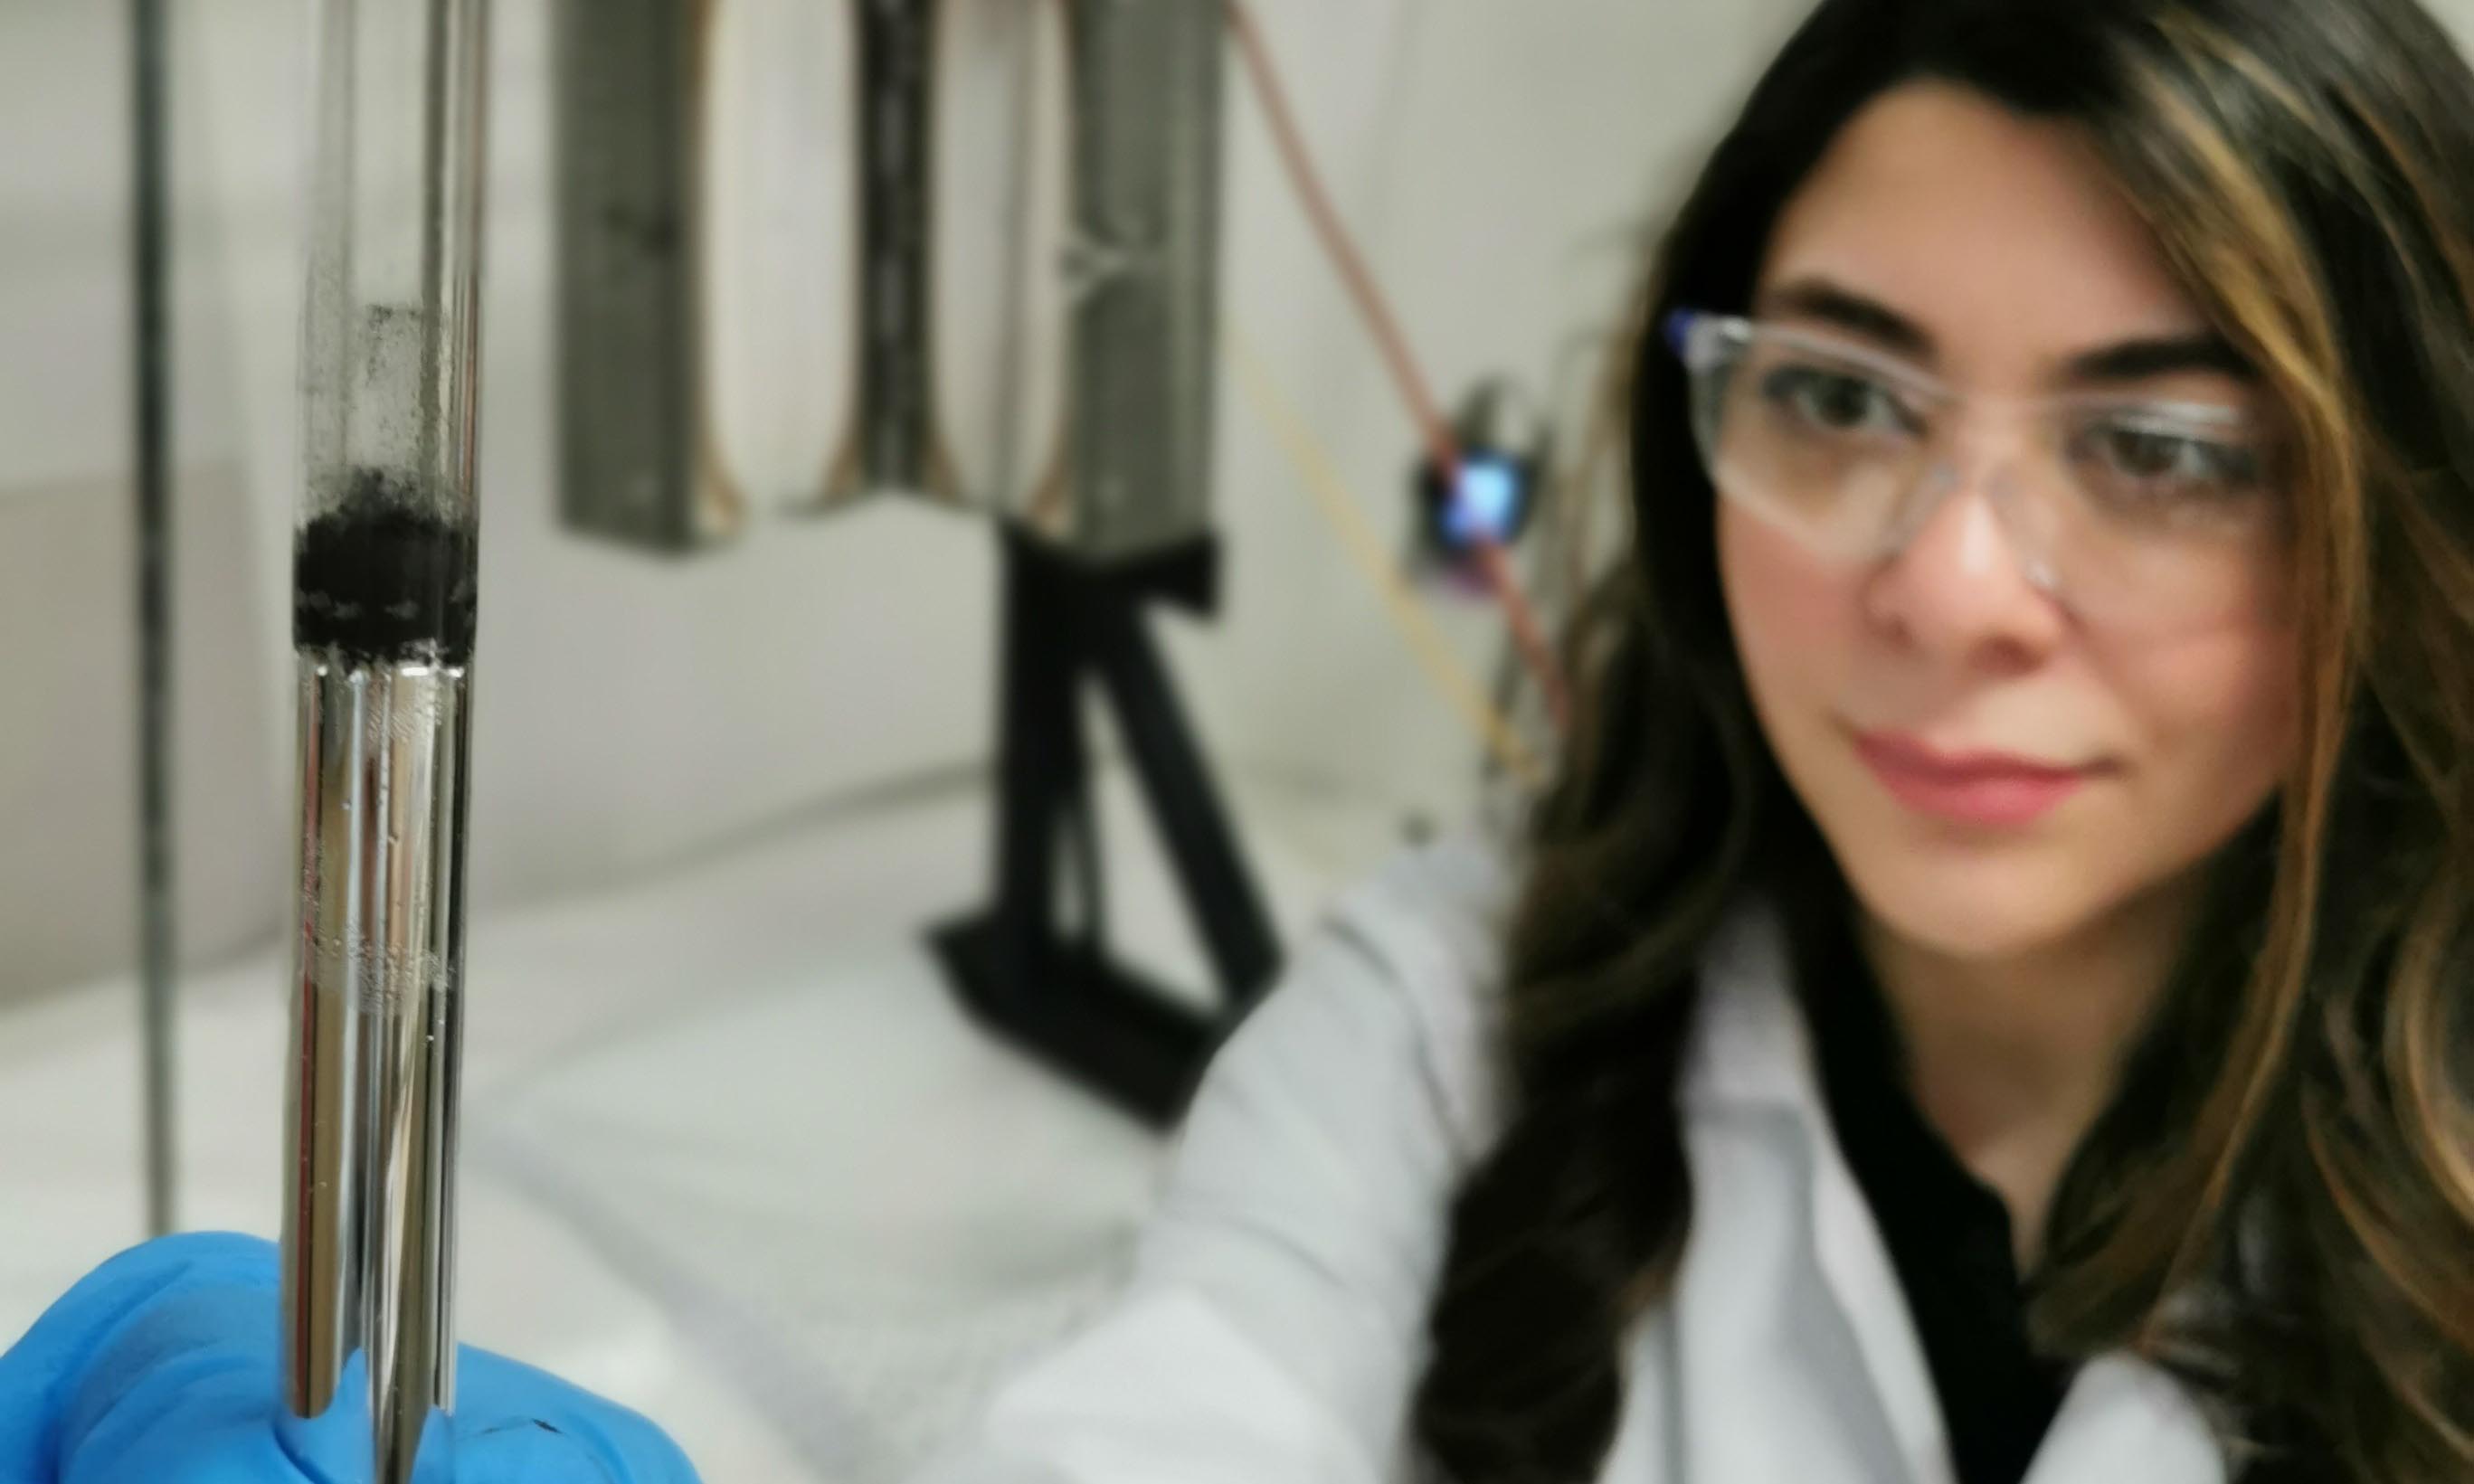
[916,838,2230,1484]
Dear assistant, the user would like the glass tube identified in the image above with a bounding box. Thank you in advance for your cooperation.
[281,2,488,1481]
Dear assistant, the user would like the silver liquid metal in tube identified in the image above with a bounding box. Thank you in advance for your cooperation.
[280,0,488,1479]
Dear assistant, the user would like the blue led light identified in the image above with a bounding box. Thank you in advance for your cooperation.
[1445,456,1527,547]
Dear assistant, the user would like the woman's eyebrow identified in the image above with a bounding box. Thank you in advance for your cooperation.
[1756,279,2259,389]
[1756,279,1938,364]
[2062,333,2257,386]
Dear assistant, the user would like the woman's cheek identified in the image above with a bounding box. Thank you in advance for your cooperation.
[1718,506,1859,714]
[2102,619,2301,849]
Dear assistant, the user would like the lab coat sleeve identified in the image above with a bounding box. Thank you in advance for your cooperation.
[914,840,1514,1484]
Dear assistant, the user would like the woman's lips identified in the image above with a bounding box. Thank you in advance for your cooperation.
[1851,729,2101,827]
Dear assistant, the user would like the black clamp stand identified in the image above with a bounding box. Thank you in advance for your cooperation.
[933,527,1282,1129]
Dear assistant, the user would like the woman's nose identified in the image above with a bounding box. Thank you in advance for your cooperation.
[1860,465,2069,676]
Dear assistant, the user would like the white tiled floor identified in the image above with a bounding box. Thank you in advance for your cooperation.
[0,770,1411,1481]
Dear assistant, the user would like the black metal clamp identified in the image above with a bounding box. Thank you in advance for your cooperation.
[934,528,1281,1129]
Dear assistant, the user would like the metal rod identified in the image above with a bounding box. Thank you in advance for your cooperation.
[827,0,955,506]
[988,0,1039,508]
[283,657,469,1482]
[130,0,177,1241]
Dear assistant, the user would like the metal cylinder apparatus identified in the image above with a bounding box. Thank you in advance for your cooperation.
[280,2,488,1480]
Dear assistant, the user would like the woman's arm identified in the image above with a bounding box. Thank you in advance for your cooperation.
[916,842,1511,1484]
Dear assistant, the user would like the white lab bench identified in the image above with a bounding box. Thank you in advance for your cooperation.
[0,771,1408,1481]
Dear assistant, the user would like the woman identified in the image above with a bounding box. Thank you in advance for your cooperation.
[7,1,2469,1480]
[919,1,2474,1480]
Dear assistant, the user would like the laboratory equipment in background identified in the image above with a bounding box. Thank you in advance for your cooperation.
[823,0,966,509]
[553,0,740,551]
[1412,380,1551,576]
[1026,0,1227,561]
[929,0,1271,1128]
[551,0,1275,1126]
[129,0,177,1240]
[282,0,490,1479]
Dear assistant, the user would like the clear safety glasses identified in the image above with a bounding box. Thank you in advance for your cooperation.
[1667,310,2293,633]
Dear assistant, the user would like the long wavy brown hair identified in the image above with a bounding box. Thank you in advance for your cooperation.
[1410,1,2474,1479]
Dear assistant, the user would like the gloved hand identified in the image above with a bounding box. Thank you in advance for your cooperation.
[0,1233,701,1483]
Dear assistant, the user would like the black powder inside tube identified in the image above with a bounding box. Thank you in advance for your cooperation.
[293,468,478,664]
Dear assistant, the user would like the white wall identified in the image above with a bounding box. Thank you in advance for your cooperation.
[0,0,1823,1001]
[0,3,283,995]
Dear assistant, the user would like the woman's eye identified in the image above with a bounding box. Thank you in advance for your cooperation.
[2103,427,2242,480]
[1759,365,1916,436]
[2075,421,2273,523]
[2090,423,2260,487]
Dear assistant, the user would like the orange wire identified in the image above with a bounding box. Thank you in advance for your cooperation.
[1222,0,1570,732]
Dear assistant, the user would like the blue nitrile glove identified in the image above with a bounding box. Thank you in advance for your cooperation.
[0,1233,701,1483]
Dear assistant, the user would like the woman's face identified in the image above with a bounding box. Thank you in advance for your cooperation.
[1719,82,2300,960]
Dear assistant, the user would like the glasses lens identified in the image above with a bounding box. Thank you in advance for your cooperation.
[2014,404,2291,629]
[1687,326,1937,558]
